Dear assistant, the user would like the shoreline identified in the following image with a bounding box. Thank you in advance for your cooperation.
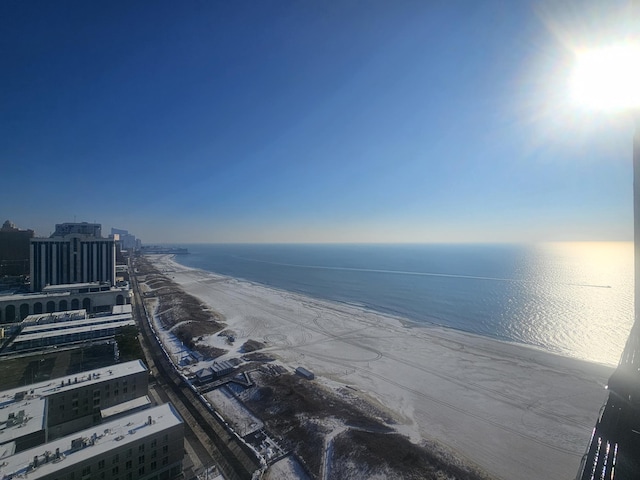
[149,254,612,480]
[169,254,618,370]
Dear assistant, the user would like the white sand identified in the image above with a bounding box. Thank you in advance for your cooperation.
[149,255,612,480]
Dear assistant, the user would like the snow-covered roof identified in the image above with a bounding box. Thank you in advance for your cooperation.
[13,319,135,343]
[0,403,183,480]
[0,361,147,401]
[100,395,152,420]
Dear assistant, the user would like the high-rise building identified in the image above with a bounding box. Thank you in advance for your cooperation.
[30,223,115,292]
[54,222,102,238]
[0,220,34,277]
[110,228,139,252]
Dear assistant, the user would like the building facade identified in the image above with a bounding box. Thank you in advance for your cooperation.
[0,283,131,322]
[30,223,116,292]
[0,361,149,453]
[0,220,34,277]
[45,360,149,440]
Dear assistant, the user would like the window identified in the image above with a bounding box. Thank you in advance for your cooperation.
[126,461,132,470]
[138,455,145,465]
[138,467,145,476]
[123,387,128,394]
[112,466,119,475]
[162,445,168,454]
[151,450,157,459]
[162,457,168,466]
[138,444,144,453]
[151,461,157,471]
[98,460,105,469]
[112,454,119,465]
[82,466,90,477]
[151,439,157,448]
[126,448,132,458]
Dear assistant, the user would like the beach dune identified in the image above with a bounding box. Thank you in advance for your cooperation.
[150,255,611,480]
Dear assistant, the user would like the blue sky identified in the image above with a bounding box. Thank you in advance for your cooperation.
[1,1,637,243]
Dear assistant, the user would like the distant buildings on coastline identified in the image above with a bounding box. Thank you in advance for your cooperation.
[139,245,189,255]
[109,227,142,253]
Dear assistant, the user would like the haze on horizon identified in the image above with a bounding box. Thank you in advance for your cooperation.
[1,1,637,244]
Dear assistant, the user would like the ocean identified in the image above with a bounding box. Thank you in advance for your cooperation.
[173,242,633,367]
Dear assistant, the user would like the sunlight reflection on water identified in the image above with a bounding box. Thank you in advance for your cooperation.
[177,242,634,367]
[502,242,633,366]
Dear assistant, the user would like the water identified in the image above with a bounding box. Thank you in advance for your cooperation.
[173,242,633,366]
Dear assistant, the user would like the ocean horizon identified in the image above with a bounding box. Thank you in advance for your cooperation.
[171,242,633,367]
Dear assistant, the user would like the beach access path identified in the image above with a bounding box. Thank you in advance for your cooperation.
[150,254,612,480]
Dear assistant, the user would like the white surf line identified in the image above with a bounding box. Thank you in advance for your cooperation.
[228,254,612,289]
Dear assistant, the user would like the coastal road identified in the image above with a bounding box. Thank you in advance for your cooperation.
[128,257,261,480]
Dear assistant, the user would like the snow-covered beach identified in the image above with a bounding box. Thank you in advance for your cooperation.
[149,254,612,480]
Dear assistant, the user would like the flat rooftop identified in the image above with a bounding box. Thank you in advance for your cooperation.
[0,286,130,302]
[22,310,87,326]
[0,403,183,480]
[0,360,147,401]
[21,313,132,335]
[13,319,135,343]
[42,282,105,292]
[0,362,147,447]
[0,394,46,447]
[101,395,152,420]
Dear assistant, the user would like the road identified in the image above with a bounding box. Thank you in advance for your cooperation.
[128,257,261,480]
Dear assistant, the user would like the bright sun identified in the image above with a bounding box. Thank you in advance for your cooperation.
[570,43,640,111]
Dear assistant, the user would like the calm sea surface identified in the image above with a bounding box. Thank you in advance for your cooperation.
[173,243,633,366]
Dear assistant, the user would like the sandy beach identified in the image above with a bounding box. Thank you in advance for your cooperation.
[149,254,612,480]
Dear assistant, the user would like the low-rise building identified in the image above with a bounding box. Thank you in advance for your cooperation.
[0,403,184,480]
[0,282,131,322]
[211,361,234,378]
[0,360,149,450]
[9,308,135,352]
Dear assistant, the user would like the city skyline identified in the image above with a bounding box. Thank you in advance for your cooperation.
[2,1,638,244]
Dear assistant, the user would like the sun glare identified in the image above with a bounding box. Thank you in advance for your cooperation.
[570,43,640,111]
